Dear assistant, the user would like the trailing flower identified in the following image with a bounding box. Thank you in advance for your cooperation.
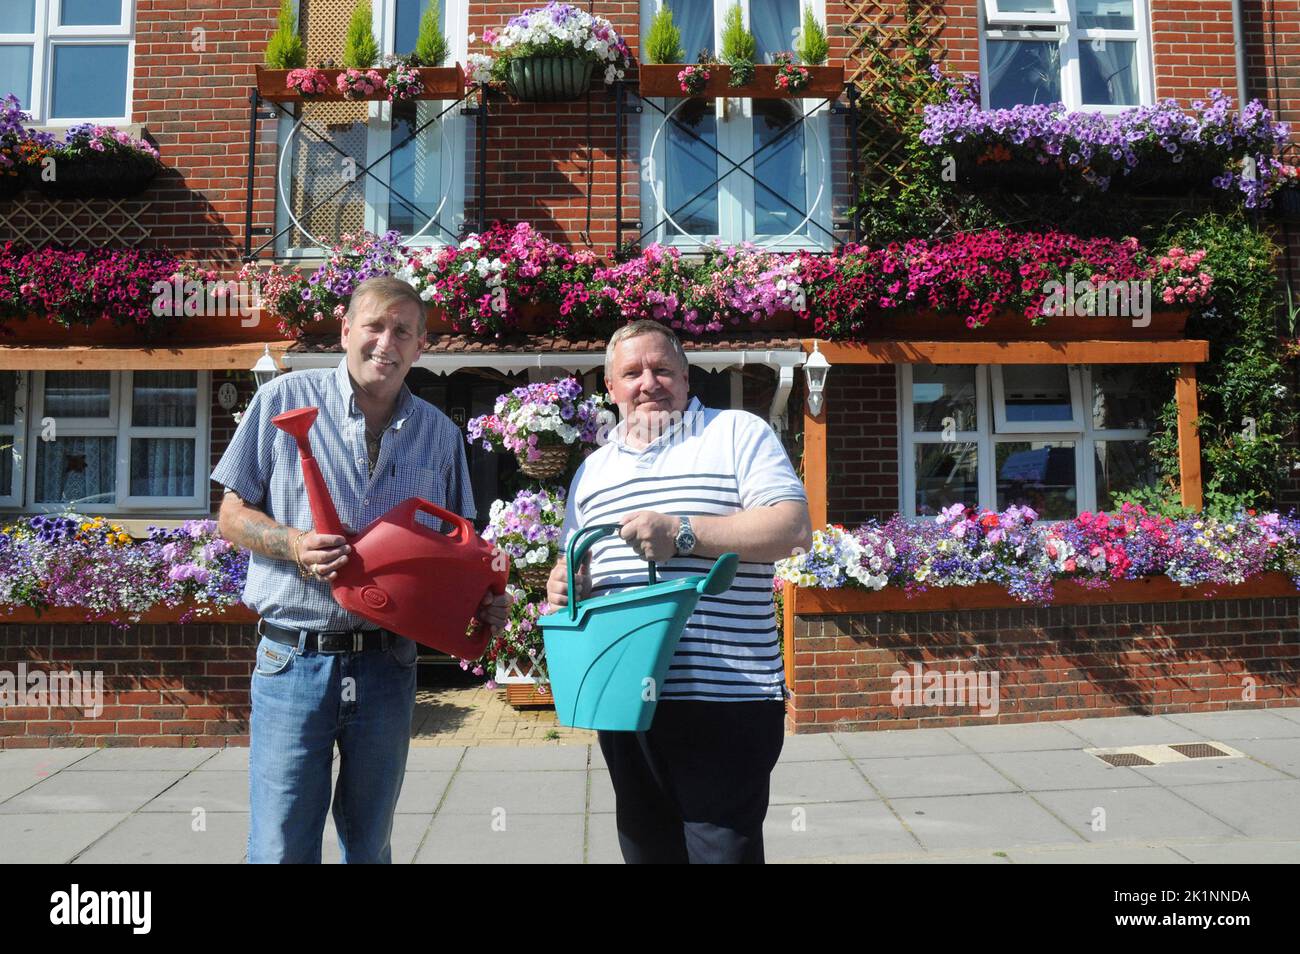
[285,66,330,96]
[466,376,611,461]
[678,63,710,96]
[457,585,548,684]
[482,486,567,578]
[772,52,811,93]
[337,67,384,99]
[474,3,632,88]
[384,61,424,102]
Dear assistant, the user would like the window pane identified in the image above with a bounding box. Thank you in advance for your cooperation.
[1090,365,1156,429]
[1,0,35,33]
[0,371,17,426]
[753,99,807,236]
[395,0,444,55]
[986,39,1061,108]
[1077,0,1135,30]
[667,0,713,62]
[280,108,369,250]
[1001,365,1074,426]
[994,0,1058,13]
[60,0,122,26]
[913,366,977,432]
[132,371,197,427]
[44,371,111,418]
[0,441,10,496]
[1094,439,1157,512]
[665,99,718,235]
[0,45,34,109]
[1079,39,1138,106]
[387,100,445,238]
[130,438,195,497]
[51,44,129,118]
[915,442,979,515]
[750,0,801,61]
[996,440,1076,518]
[34,436,116,505]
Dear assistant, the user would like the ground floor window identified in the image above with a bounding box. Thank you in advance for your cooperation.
[900,363,1162,517]
[0,370,210,514]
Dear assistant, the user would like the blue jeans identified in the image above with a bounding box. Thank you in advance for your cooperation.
[247,631,418,864]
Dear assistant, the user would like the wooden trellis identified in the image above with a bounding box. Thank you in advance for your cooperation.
[0,197,153,247]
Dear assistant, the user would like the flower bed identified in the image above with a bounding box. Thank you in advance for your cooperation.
[243,223,1211,340]
[775,504,1300,605]
[921,83,1292,208]
[0,516,248,625]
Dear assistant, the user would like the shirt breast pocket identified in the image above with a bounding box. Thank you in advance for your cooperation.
[409,464,451,520]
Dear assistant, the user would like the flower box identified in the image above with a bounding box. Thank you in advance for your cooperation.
[505,56,593,102]
[0,312,293,346]
[254,65,465,102]
[637,63,844,100]
[0,604,257,626]
[27,153,160,200]
[864,307,1189,341]
[785,571,1299,616]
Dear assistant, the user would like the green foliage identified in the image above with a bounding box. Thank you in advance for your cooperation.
[645,5,684,65]
[720,2,756,85]
[412,0,448,67]
[342,0,380,69]
[794,4,829,65]
[264,0,306,69]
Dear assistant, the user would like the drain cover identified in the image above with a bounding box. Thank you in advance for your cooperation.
[1096,752,1155,767]
[1169,743,1231,759]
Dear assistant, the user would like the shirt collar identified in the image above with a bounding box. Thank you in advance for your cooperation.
[333,358,416,431]
[611,396,705,452]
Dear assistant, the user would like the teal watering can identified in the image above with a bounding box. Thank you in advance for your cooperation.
[538,523,739,732]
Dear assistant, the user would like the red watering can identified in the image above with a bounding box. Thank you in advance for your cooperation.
[272,406,506,659]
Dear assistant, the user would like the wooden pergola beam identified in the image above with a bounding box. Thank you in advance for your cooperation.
[0,342,290,371]
[1176,363,1204,510]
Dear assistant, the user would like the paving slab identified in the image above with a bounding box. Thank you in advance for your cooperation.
[0,770,185,814]
[1162,710,1300,740]
[322,813,429,864]
[1227,737,1300,778]
[0,812,130,864]
[763,799,918,861]
[437,770,587,816]
[768,758,878,805]
[1170,840,1300,864]
[415,812,584,864]
[831,728,967,759]
[0,749,97,774]
[855,754,1019,799]
[589,768,616,814]
[193,748,250,772]
[585,812,625,864]
[1132,754,1290,786]
[888,792,1082,852]
[1004,843,1192,864]
[945,722,1092,753]
[394,771,453,814]
[459,744,590,772]
[67,748,217,772]
[1031,786,1242,842]
[1053,715,1204,747]
[140,771,248,813]
[778,734,846,762]
[981,749,1156,792]
[1166,780,1300,840]
[73,812,248,864]
[403,747,466,771]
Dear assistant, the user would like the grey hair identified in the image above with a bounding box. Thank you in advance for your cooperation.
[604,320,689,381]
[346,276,427,333]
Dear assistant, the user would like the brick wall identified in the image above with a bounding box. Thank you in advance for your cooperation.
[827,364,898,523]
[208,370,252,513]
[0,622,254,748]
[787,595,1300,733]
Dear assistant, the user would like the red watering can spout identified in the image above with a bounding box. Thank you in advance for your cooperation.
[269,405,507,659]
[272,407,346,539]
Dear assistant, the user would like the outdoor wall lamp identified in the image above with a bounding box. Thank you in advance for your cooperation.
[252,344,279,389]
[804,340,830,416]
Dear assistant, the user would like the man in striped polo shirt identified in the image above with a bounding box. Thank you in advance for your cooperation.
[546,319,812,863]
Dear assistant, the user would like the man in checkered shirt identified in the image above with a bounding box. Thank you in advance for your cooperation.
[212,277,509,864]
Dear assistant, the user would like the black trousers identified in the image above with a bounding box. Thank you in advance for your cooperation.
[598,699,786,864]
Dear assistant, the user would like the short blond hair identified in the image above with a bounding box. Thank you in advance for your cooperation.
[604,320,689,381]
[347,277,427,334]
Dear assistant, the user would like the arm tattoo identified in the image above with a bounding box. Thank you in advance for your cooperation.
[231,513,295,561]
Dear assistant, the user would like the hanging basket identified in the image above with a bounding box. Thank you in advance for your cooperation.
[31,153,160,199]
[1278,185,1300,222]
[516,444,571,479]
[0,172,26,200]
[506,56,594,102]
[517,563,554,593]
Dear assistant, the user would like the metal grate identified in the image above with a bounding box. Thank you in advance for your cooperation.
[1169,743,1231,759]
[1096,752,1155,767]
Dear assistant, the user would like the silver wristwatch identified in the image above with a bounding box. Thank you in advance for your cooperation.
[673,516,696,557]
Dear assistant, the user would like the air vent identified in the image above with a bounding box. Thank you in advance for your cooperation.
[1169,743,1231,759]
[1096,752,1154,767]
[1086,741,1244,766]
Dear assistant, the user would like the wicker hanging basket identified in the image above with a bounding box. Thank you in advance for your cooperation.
[517,563,554,594]
[516,444,571,479]
[506,56,594,102]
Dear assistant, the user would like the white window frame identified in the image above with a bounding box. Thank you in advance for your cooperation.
[638,0,834,254]
[0,371,27,507]
[15,370,210,514]
[899,364,1154,517]
[2,0,135,125]
[978,0,1152,113]
[274,0,470,260]
[990,363,1084,433]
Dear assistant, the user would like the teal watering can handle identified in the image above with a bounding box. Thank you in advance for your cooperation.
[565,524,658,622]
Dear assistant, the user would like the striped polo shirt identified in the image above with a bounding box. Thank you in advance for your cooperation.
[210,359,476,631]
[559,397,807,702]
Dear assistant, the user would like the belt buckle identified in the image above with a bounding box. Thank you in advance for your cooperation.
[352,631,364,652]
